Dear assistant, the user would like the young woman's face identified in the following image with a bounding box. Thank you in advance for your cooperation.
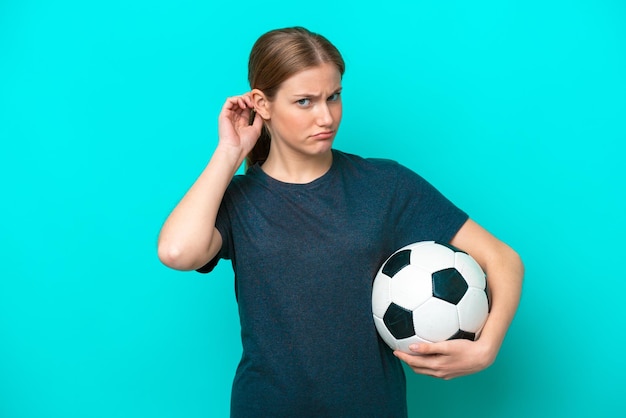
[263,62,343,159]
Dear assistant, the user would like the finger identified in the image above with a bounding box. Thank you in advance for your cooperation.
[240,94,255,110]
[393,350,429,367]
[224,95,248,110]
[394,350,452,379]
[242,92,254,108]
[409,341,449,356]
[237,96,247,110]
[393,351,441,377]
[408,343,431,355]
[222,97,242,114]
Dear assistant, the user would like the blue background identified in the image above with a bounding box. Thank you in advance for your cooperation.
[1,1,625,417]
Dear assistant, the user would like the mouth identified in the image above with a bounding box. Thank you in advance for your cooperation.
[310,131,335,140]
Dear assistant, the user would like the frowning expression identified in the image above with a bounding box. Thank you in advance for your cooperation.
[259,62,343,158]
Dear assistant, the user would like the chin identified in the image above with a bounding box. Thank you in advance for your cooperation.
[311,140,334,155]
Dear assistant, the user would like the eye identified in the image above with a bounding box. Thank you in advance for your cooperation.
[296,98,311,106]
[328,92,341,102]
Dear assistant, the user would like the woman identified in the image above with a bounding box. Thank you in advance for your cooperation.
[158,26,523,417]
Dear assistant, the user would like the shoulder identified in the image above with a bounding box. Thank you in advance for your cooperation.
[219,166,267,207]
[333,149,407,173]
[333,149,423,184]
[227,164,267,189]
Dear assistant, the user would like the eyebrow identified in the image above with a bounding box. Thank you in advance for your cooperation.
[292,87,342,98]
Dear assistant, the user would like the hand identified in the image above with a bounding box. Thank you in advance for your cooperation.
[394,339,497,380]
[217,93,264,156]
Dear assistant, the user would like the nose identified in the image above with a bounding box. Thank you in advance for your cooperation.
[316,103,333,127]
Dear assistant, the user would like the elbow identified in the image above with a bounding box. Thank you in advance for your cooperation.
[158,241,193,271]
[484,241,525,284]
[505,245,525,284]
[517,253,525,279]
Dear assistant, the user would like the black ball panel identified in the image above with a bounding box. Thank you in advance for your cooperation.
[432,268,468,305]
[382,249,411,278]
[383,302,415,339]
[448,329,476,341]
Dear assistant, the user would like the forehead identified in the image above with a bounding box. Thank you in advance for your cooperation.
[278,63,342,94]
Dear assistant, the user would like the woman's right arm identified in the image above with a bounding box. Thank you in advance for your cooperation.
[157,94,263,271]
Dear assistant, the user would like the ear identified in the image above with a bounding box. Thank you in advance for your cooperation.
[251,88,271,120]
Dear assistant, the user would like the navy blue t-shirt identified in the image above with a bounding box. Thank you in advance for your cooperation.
[199,150,468,417]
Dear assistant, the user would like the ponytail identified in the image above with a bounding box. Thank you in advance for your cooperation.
[245,125,271,170]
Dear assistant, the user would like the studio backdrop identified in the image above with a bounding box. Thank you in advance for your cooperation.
[1,1,624,417]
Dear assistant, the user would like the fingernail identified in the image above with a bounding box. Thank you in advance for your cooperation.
[409,344,420,352]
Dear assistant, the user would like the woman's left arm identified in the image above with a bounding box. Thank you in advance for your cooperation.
[394,219,524,379]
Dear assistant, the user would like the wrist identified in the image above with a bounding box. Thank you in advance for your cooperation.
[475,330,503,366]
[213,143,247,172]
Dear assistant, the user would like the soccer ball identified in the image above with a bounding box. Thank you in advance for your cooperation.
[372,241,490,353]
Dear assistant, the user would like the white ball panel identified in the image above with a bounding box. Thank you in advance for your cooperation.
[372,273,392,317]
[397,241,433,251]
[408,242,455,272]
[412,298,460,342]
[389,265,432,310]
[373,314,399,351]
[457,288,489,332]
[395,334,431,354]
[454,252,486,289]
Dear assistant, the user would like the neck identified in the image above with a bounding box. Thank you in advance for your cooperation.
[261,149,333,184]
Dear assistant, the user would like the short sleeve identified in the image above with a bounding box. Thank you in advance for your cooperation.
[390,163,468,249]
[195,191,233,274]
